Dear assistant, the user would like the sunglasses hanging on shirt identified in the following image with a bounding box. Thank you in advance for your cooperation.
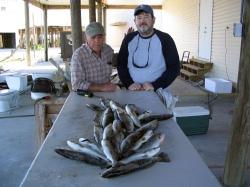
[132,36,152,68]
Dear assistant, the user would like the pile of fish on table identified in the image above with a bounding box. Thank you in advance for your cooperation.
[55,98,173,178]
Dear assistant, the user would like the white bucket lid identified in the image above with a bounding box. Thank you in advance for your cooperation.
[173,106,209,117]
[0,89,16,96]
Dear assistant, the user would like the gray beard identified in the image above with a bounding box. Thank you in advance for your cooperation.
[138,27,154,36]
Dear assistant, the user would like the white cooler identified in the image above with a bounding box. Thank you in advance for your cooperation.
[6,74,28,91]
[0,89,19,112]
[205,78,232,93]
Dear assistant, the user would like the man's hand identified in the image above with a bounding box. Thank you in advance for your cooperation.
[127,27,134,34]
[128,83,142,91]
[142,82,154,91]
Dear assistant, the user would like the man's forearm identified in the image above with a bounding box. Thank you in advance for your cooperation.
[88,82,117,92]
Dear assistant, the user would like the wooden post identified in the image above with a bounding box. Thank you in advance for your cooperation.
[50,31,54,47]
[89,0,96,22]
[43,5,48,61]
[97,0,102,23]
[223,0,250,186]
[70,0,82,52]
[24,0,31,66]
[102,5,106,42]
[35,102,46,150]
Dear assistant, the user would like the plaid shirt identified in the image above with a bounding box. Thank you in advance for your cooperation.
[71,43,114,91]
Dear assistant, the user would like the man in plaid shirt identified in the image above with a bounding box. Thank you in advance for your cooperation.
[71,22,118,92]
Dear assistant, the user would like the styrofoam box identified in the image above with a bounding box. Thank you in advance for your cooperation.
[0,72,17,83]
[205,78,232,93]
[5,75,28,91]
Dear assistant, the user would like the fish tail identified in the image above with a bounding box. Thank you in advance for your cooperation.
[158,152,170,162]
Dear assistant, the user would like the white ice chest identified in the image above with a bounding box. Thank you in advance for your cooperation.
[205,78,232,93]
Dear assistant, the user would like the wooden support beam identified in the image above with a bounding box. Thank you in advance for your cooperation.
[24,0,31,66]
[103,6,106,42]
[106,5,162,9]
[46,5,89,9]
[223,0,250,186]
[89,0,96,22]
[70,0,83,51]
[97,1,102,23]
[25,0,43,9]
[43,5,48,61]
[35,103,46,151]
[26,1,162,10]
[41,4,162,10]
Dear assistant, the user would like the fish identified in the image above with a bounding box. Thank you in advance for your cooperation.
[120,128,146,154]
[120,120,158,154]
[112,119,123,133]
[101,107,114,128]
[125,104,141,128]
[138,112,151,120]
[55,148,111,168]
[100,98,111,109]
[112,119,125,154]
[109,100,124,112]
[131,130,154,151]
[92,112,104,144]
[109,100,134,133]
[99,98,109,109]
[78,138,104,155]
[109,101,121,113]
[93,121,103,145]
[139,119,159,131]
[93,111,102,123]
[126,104,147,115]
[116,108,134,133]
[113,110,119,120]
[86,103,104,112]
[136,133,165,153]
[101,152,170,178]
[139,114,173,124]
[113,132,125,154]
[67,140,108,161]
[101,139,119,166]
[119,147,161,165]
[102,123,114,140]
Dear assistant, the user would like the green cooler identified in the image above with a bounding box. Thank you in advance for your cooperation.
[173,106,210,136]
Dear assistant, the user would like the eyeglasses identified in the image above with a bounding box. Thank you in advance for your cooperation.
[132,35,152,68]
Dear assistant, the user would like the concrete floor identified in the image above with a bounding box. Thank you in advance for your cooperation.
[188,97,250,186]
[0,116,36,187]
[0,78,250,187]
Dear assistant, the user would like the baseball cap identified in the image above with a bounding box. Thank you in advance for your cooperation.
[85,22,105,37]
[134,4,154,17]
